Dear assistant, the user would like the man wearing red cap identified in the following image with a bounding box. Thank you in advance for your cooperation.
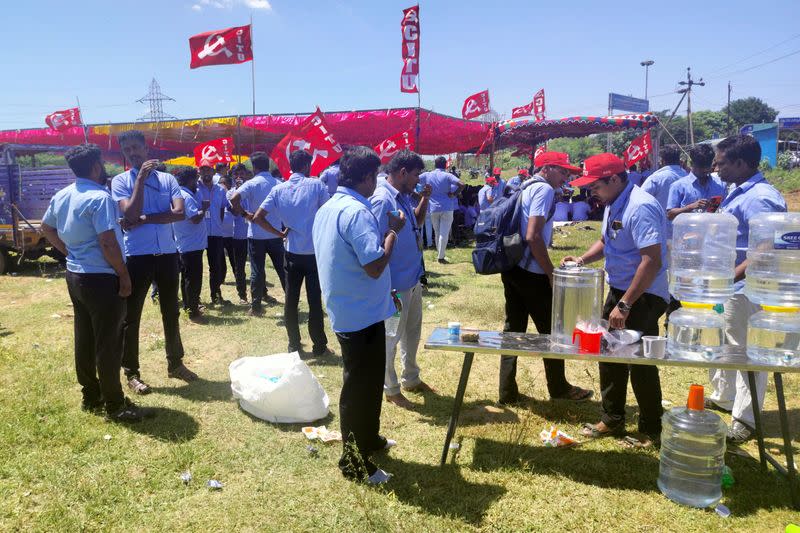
[506,168,528,190]
[563,153,669,443]
[499,151,593,405]
[197,158,231,306]
[477,168,506,211]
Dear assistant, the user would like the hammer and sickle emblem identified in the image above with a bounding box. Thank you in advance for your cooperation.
[198,34,233,59]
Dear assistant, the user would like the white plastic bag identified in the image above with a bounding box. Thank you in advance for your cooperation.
[229,352,330,423]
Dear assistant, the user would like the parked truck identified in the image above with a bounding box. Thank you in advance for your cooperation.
[0,144,74,274]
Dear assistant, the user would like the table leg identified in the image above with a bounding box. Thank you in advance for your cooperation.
[440,352,474,466]
[774,373,799,509]
[747,370,767,470]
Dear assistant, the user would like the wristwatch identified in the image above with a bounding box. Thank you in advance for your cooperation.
[617,300,632,313]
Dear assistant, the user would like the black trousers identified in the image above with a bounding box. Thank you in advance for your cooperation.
[248,238,286,310]
[66,271,126,413]
[284,252,328,353]
[122,253,185,378]
[499,266,570,402]
[206,236,227,299]
[224,237,248,300]
[336,321,387,479]
[600,288,667,435]
[179,249,204,312]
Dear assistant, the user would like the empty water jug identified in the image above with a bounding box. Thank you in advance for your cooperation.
[658,384,727,508]
[747,306,800,367]
[745,212,800,307]
[551,263,603,347]
[670,212,738,304]
[667,303,726,361]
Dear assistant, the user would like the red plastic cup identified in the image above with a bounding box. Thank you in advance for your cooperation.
[572,328,602,354]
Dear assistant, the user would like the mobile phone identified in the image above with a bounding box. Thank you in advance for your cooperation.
[706,196,722,213]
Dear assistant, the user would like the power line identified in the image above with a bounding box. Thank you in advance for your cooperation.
[705,32,800,76]
[708,48,800,80]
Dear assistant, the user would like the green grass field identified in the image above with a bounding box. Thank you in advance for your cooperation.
[0,223,798,532]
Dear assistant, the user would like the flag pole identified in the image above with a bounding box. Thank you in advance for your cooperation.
[250,13,256,117]
[76,96,89,143]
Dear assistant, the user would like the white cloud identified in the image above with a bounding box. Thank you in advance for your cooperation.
[190,0,271,10]
[191,4,202,11]
[244,0,271,8]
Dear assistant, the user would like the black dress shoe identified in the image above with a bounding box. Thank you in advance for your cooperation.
[107,399,156,423]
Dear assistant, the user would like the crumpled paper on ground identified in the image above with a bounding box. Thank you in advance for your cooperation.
[302,425,342,443]
[540,426,579,447]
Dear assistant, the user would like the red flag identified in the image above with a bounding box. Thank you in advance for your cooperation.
[271,108,343,178]
[462,90,490,120]
[511,102,533,119]
[193,137,234,166]
[400,6,420,93]
[475,123,495,156]
[534,144,547,159]
[532,89,546,121]
[623,131,652,168]
[374,130,415,164]
[45,107,82,131]
[189,25,253,69]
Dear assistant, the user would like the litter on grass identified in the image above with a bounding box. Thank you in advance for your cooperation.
[207,480,224,490]
[540,426,578,447]
[302,425,342,442]
[180,471,192,484]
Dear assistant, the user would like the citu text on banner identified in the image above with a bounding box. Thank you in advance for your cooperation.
[270,108,343,179]
[400,5,420,93]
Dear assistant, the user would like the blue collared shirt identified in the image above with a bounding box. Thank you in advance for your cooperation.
[227,188,248,239]
[641,164,688,211]
[419,169,460,212]
[666,173,727,211]
[370,177,424,291]
[320,164,339,196]
[312,186,394,333]
[478,180,506,210]
[234,171,281,240]
[111,169,182,256]
[518,179,555,275]
[571,201,591,221]
[196,181,228,237]
[602,181,669,302]
[261,172,330,255]
[172,186,208,253]
[42,178,123,275]
[719,172,787,293]
[507,175,523,189]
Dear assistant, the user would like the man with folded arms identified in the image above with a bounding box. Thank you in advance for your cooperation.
[172,166,208,323]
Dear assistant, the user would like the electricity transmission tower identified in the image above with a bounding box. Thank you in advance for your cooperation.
[136,78,177,122]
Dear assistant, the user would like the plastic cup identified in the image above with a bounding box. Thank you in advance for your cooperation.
[447,322,461,340]
[642,335,668,359]
[415,183,424,193]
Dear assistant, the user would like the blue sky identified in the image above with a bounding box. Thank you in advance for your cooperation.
[3,0,800,129]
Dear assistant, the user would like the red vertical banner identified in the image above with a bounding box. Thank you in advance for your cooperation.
[400,5,420,93]
[532,89,546,121]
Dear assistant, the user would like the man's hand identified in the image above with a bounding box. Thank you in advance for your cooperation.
[243,211,255,222]
[608,306,629,330]
[137,159,160,180]
[279,228,289,239]
[119,217,142,232]
[688,199,708,211]
[388,210,406,233]
[118,272,132,298]
[561,255,584,267]
[420,184,432,198]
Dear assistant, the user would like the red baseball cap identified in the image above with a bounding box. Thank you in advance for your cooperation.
[198,158,214,168]
[569,153,626,187]
[492,167,501,176]
[533,151,582,174]
[519,168,529,176]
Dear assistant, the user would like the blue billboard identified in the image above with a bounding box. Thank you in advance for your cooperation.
[608,93,649,113]
[779,117,800,129]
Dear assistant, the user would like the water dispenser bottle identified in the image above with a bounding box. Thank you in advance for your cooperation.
[670,212,738,304]
[551,263,604,347]
[747,306,800,367]
[667,303,726,361]
[658,384,727,508]
[744,212,800,308]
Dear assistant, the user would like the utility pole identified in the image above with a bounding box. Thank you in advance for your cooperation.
[677,67,704,145]
[727,81,733,135]
[640,59,654,101]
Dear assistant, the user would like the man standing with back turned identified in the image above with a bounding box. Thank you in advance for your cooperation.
[112,131,198,394]
[420,156,464,264]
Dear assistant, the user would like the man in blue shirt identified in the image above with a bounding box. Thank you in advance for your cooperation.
[571,193,591,221]
[419,156,465,263]
[313,146,405,485]
[564,153,669,444]
[42,144,154,422]
[229,152,286,316]
[320,161,339,196]
[254,150,330,356]
[171,166,208,323]
[197,159,230,306]
[506,168,527,190]
[111,130,198,393]
[706,135,787,444]
[370,150,434,409]
[222,166,250,305]
[477,171,506,211]
[666,144,726,220]
[641,144,688,214]
[499,152,592,406]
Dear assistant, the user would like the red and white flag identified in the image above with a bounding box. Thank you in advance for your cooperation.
[623,131,652,168]
[271,108,343,178]
[511,102,533,119]
[189,25,253,69]
[534,144,547,159]
[462,90,490,120]
[374,130,415,164]
[532,89,546,121]
[45,107,82,131]
[475,123,495,156]
[400,6,420,93]
[194,137,234,166]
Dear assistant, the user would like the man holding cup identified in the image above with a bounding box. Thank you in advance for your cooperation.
[563,153,669,444]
